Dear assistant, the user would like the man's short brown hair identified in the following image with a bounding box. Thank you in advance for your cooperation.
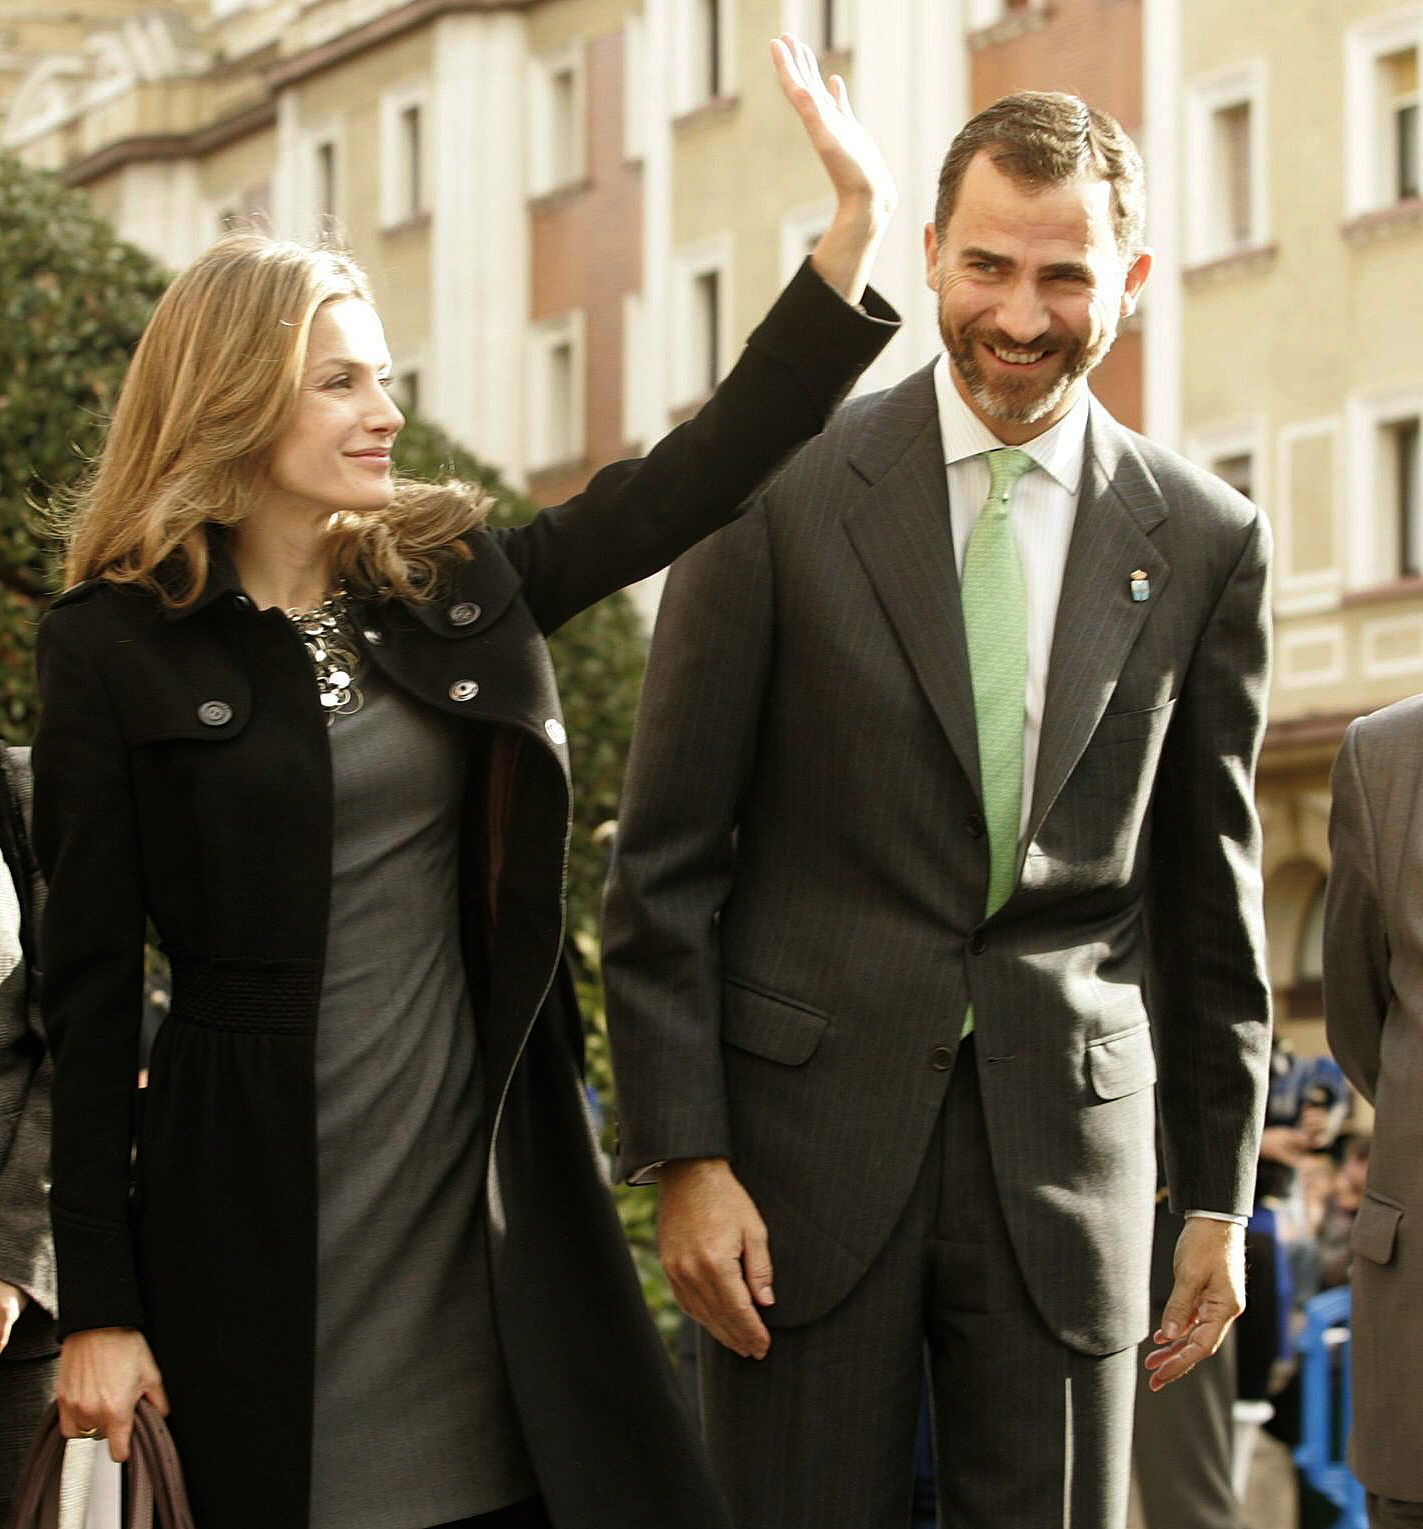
[935,91,1146,256]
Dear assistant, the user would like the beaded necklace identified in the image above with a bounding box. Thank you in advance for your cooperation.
[286,591,364,722]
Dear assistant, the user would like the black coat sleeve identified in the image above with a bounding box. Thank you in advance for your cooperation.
[493,259,897,635]
[30,606,150,1337]
[1148,509,1274,1219]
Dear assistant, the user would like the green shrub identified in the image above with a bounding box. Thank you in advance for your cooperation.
[0,156,168,741]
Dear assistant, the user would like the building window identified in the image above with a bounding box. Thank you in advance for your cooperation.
[965,0,1038,30]
[691,271,721,397]
[780,200,832,282]
[380,87,429,228]
[1212,102,1253,250]
[394,367,421,418]
[401,105,423,214]
[1381,415,1423,577]
[1212,450,1255,501]
[526,312,586,472]
[673,238,732,407]
[675,0,733,113]
[1345,12,1423,215]
[1380,47,1420,201]
[529,47,586,196]
[315,139,337,223]
[785,0,852,53]
[1186,67,1267,264]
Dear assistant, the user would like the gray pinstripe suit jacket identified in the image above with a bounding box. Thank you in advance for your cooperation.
[1324,698,1423,1500]
[602,363,1273,1356]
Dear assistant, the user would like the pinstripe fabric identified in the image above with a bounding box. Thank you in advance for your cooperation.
[697,1047,1135,1529]
[603,363,1273,1364]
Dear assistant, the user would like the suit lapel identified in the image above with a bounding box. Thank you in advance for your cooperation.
[842,365,983,800]
[1024,400,1172,850]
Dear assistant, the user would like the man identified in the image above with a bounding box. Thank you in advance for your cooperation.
[604,92,1271,1528]
[1323,703,1423,1528]
[0,744,58,1515]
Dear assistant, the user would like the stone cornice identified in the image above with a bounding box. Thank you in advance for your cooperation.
[265,0,534,91]
[61,96,278,185]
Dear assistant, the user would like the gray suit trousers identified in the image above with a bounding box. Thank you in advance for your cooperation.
[698,1040,1136,1529]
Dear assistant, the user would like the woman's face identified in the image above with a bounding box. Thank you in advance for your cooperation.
[265,297,404,521]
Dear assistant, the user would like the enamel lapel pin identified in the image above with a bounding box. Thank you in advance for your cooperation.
[1130,569,1150,603]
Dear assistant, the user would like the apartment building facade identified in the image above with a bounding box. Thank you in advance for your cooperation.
[1152,0,1423,1052]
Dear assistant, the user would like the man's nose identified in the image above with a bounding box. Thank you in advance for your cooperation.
[993,280,1049,343]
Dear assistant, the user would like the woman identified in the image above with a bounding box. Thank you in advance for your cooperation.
[31,38,896,1529]
[0,744,58,1520]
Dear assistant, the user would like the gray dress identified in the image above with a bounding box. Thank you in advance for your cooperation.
[309,663,536,1529]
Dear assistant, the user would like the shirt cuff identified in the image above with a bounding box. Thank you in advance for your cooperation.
[1185,1209,1248,1226]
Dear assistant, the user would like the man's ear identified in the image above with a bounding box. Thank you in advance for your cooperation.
[1121,246,1153,317]
[923,221,942,292]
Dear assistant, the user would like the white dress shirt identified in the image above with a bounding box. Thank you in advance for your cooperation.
[933,351,1087,840]
[931,355,1243,1231]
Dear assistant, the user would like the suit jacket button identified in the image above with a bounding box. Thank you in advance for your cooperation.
[362,627,384,645]
[198,700,232,727]
[232,594,252,610]
[448,602,481,627]
[969,930,987,955]
[929,1045,954,1072]
[449,680,480,702]
[966,813,986,838]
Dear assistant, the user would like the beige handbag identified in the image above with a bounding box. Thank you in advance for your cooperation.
[4,1401,195,1529]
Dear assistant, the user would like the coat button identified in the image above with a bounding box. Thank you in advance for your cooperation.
[198,700,232,727]
[544,718,567,746]
[929,1045,954,1072]
[232,594,252,610]
[966,813,986,838]
[969,930,987,955]
[449,680,479,702]
[448,602,481,627]
[362,627,384,646]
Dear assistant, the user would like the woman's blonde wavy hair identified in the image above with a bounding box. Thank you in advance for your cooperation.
[60,232,492,607]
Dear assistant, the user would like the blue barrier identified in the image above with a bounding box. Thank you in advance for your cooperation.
[1293,1285,1367,1529]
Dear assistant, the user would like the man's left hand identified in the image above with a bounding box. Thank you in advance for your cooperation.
[1144,1218,1246,1391]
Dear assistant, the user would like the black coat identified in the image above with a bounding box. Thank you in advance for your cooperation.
[30,264,896,1529]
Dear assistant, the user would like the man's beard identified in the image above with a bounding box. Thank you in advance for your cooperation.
[943,314,1109,426]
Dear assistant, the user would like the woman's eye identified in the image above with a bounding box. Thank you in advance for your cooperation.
[326,375,351,390]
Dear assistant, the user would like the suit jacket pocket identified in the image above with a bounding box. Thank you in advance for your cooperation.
[721,976,829,1066]
[1350,1188,1404,1266]
[1085,1021,1157,1101]
[1089,699,1175,749]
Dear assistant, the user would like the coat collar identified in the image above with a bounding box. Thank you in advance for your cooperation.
[161,528,245,622]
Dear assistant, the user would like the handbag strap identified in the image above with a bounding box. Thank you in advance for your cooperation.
[2,1404,64,1529]
[3,1401,196,1529]
[126,1401,196,1529]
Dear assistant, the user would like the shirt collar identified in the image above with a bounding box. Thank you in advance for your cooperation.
[932,351,1089,496]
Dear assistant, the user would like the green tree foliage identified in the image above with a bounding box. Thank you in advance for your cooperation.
[0,156,168,741]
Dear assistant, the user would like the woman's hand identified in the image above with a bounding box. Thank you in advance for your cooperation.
[58,1327,170,1463]
[772,33,897,303]
[0,1279,27,1352]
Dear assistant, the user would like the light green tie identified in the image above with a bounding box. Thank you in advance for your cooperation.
[960,447,1035,1037]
